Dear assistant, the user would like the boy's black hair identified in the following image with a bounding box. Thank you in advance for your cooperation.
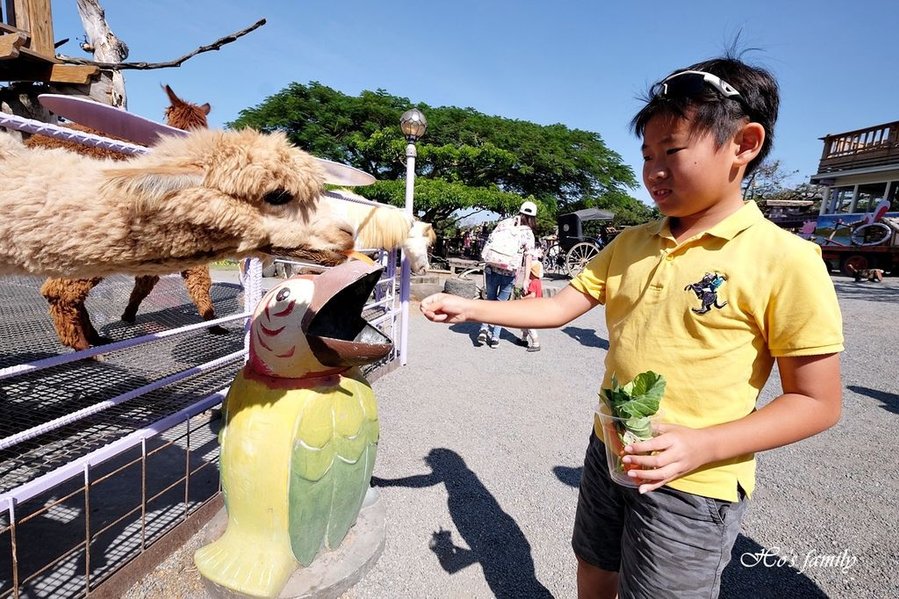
[631,57,779,178]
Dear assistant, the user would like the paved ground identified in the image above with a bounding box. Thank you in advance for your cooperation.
[127,272,899,599]
[347,274,899,599]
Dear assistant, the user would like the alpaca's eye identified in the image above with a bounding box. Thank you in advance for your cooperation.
[276,288,290,301]
[263,189,293,205]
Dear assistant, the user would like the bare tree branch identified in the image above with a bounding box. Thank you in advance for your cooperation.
[56,18,266,71]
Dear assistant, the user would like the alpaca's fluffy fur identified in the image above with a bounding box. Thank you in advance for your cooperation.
[0,127,356,278]
[5,101,432,349]
[24,121,131,159]
[405,220,437,274]
[163,84,210,130]
[323,189,413,250]
[25,87,225,350]
[323,188,436,273]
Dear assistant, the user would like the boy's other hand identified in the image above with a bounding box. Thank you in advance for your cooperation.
[621,424,714,494]
[420,293,472,324]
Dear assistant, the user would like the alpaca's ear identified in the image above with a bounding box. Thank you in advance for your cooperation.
[163,84,179,105]
[315,157,376,186]
[102,165,204,213]
[201,103,211,115]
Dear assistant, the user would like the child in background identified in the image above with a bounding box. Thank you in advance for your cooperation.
[519,261,544,352]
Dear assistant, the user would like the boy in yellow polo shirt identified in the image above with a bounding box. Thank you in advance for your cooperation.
[420,56,843,598]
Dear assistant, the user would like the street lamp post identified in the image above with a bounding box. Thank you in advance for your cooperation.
[398,108,427,366]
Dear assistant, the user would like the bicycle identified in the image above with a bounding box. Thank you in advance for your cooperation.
[816,219,892,248]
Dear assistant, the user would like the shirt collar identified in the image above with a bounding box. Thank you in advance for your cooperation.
[651,201,765,241]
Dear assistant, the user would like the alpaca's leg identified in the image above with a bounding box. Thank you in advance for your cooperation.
[40,278,105,351]
[182,266,228,334]
[78,301,109,346]
[121,275,160,322]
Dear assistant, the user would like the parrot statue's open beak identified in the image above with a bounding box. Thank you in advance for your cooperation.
[302,261,393,368]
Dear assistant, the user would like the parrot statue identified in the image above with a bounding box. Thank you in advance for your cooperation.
[194,261,392,598]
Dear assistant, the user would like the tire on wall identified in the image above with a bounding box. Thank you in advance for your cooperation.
[444,277,478,299]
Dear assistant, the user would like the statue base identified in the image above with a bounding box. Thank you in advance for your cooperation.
[200,489,386,599]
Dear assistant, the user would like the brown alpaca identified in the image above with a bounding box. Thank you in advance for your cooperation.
[6,97,419,350]
[31,86,224,350]
[119,87,218,328]
[0,126,355,275]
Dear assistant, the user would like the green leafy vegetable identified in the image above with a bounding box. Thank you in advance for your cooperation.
[601,371,666,443]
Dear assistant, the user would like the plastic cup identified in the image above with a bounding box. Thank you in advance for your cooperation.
[594,403,661,488]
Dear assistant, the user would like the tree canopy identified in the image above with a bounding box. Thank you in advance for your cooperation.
[229,82,650,232]
[743,159,825,207]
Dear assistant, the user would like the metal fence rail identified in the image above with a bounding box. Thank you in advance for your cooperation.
[0,118,405,597]
[0,255,401,598]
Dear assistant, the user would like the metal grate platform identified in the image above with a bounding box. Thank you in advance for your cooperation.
[0,273,247,598]
[0,274,245,493]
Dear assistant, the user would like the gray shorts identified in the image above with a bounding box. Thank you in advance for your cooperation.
[572,432,747,599]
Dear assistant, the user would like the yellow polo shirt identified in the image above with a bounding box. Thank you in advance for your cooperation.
[571,201,843,501]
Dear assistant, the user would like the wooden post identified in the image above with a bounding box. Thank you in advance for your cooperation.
[10,0,54,58]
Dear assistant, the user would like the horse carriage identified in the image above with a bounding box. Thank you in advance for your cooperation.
[542,208,616,277]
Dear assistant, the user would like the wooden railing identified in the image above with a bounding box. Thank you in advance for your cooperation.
[817,121,899,173]
[2,0,55,57]
[0,0,98,83]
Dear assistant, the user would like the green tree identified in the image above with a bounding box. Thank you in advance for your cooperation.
[741,159,825,214]
[230,82,644,234]
[741,159,797,200]
[593,190,660,226]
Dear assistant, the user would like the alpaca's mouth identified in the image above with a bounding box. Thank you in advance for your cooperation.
[301,261,392,367]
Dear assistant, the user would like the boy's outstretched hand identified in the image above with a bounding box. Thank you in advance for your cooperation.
[420,293,473,323]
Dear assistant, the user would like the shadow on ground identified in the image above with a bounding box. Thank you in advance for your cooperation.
[373,448,552,598]
[0,416,221,599]
[561,326,609,350]
[448,322,530,347]
[830,279,898,304]
[552,465,582,488]
[847,384,899,415]
[721,534,829,598]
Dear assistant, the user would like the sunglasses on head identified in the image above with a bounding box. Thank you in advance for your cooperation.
[651,70,753,117]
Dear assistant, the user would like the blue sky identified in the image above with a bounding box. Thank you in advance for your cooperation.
[52,0,899,206]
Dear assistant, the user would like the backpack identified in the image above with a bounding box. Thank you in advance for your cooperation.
[481,219,523,271]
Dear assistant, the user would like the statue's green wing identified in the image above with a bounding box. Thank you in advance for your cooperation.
[288,374,379,566]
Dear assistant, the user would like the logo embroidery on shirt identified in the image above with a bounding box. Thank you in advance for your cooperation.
[684,272,728,314]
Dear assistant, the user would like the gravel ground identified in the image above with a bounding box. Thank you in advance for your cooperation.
[124,274,899,599]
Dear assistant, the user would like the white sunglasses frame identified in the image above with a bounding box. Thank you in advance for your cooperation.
[653,70,743,100]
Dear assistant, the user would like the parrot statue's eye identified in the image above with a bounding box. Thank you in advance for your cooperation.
[276,287,290,302]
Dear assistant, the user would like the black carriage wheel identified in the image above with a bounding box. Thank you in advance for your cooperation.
[566,242,600,277]
[841,255,869,276]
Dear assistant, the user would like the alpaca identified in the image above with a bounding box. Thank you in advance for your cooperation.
[119,86,216,326]
[405,220,437,274]
[29,86,224,350]
[323,189,436,274]
[0,126,356,277]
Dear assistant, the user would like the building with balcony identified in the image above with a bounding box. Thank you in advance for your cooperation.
[810,120,899,215]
